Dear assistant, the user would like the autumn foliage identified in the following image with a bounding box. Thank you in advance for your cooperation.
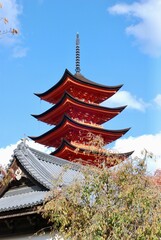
[39,156,161,240]
[0,2,18,36]
[0,165,16,188]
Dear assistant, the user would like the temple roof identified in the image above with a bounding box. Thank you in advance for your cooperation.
[29,115,130,148]
[0,142,82,214]
[32,92,126,125]
[0,190,48,213]
[51,140,134,167]
[14,142,81,187]
[35,69,123,104]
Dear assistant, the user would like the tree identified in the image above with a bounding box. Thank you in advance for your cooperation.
[153,169,161,186]
[0,164,15,188]
[0,2,18,36]
[39,156,161,240]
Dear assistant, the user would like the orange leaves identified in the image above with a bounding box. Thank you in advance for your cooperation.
[11,28,18,34]
[3,18,8,24]
[153,169,161,186]
[0,3,18,36]
[0,165,16,187]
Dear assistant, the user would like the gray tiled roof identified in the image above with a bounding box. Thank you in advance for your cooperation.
[0,190,48,212]
[0,142,82,214]
[14,142,82,189]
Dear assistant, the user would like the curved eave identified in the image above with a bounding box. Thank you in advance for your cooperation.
[29,115,130,148]
[34,69,123,101]
[51,140,134,167]
[53,140,134,158]
[14,143,54,189]
[32,92,127,125]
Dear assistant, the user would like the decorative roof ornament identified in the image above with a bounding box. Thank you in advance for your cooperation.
[15,167,22,181]
[75,32,81,74]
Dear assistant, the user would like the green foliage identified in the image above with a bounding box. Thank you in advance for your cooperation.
[40,158,161,240]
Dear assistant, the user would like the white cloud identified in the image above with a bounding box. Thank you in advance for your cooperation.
[108,0,161,57]
[112,132,161,173]
[154,94,161,107]
[113,133,161,156]
[102,90,148,111]
[0,140,52,167]
[0,142,19,167]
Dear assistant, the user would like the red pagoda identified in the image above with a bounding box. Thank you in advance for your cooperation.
[30,33,133,167]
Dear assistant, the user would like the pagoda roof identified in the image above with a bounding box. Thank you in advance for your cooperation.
[29,115,130,148]
[32,92,126,125]
[51,140,134,167]
[35,69,123,104]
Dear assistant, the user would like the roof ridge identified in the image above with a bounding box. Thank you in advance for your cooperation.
[14,143,54,189]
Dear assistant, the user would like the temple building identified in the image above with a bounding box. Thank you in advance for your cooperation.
[0,141,81,239]
[30,33,132,167]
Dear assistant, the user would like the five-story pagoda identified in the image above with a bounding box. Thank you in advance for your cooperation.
[30,34,133,167]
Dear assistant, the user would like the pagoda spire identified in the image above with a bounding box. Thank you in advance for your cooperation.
[75,32,81,74]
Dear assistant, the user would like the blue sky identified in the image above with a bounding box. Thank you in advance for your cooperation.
[0,0,161,171]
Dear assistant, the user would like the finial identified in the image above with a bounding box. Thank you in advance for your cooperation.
[21,134,28,146]
[75,32,81,74]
